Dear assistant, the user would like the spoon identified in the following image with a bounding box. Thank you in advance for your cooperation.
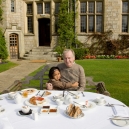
[73,101,87,108]
[81,92,85,97]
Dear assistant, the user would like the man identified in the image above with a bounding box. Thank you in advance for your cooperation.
[47,49,86,91]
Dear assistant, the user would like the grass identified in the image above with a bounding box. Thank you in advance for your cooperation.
[0,61,18,73]
[76,59,129,106]
[3,59,128,106]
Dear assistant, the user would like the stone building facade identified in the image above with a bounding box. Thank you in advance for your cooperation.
[1,0,128,59]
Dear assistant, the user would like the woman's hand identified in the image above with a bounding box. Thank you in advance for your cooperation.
[46,83,53,90]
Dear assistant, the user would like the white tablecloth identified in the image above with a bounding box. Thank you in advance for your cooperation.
[0,91,129,129]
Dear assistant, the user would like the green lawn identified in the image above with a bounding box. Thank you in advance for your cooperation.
[76,59,129,106]
[0,61,18,73]
[10,59,128,106]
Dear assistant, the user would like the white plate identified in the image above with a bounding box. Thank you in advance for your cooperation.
[40,106,58,115]
[93,99,107,106]
[112,119,129,127]
[21,88,37,95]
[77,101,96,110]
[24,98,48,107]
[64,111,84,119]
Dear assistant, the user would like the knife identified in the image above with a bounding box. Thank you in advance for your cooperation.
[110,118,129,120]
[41,91,45,97]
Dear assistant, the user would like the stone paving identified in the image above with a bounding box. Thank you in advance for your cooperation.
[0,59,49,93]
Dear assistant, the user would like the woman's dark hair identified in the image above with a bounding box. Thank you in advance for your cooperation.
[49,67,60,79]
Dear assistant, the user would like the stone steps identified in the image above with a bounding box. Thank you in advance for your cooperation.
[23,47,58,61]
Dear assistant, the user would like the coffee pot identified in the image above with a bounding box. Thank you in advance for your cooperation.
[14,93,22,104]
[64,93,72,105]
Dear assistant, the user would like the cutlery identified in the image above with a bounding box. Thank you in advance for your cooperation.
[109,118,129,120]
[73,101,87,108]
[106,103,126,107]
[63,90,65,97]
[36,91,40,96]
[81,92,85,97]
[68,91,77,96]
[41,91,45,97]
[0,109,5,112]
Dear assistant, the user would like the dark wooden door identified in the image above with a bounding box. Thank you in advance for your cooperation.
[9,33,19,59]
[38,18,50,46]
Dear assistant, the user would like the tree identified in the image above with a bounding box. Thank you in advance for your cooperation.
[0,0,8,60]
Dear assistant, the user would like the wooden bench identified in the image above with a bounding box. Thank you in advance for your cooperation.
[2,62,110,96]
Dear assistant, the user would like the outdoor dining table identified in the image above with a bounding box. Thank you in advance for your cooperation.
[0,90,129,129]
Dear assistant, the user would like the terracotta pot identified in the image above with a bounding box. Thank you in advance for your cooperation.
[57,57,61,62]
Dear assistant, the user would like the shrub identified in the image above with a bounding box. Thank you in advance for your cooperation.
[73,48,88,60]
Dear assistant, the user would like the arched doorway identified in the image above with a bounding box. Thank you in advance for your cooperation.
[38,18,50,46]
[9,33,19,59]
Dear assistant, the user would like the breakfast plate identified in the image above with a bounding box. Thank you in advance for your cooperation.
[112,119,129,127]
[76,101,96,110]
[24,97,48,107]
[17,109,32,116]
[51,94,64,102]
[64,111,84,119]
[21,88,37,95]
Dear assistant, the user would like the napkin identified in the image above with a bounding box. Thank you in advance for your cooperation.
[0,117,14,129]
[112,105,129,117]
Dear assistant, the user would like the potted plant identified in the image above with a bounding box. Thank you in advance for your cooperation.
[54,46,64,62]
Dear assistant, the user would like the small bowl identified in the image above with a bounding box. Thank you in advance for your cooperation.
[8,92,16,98]
[21,106,30,114]
[95,96,105,104]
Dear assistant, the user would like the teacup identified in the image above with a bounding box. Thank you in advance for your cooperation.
[56,99,63,106]
[8,92,16,99]
[21,106,30,114]
[96,96,105,104]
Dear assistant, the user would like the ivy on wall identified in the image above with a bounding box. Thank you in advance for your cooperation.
[0,0,8,60]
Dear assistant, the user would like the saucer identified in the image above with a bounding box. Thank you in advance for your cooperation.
[112,119,129,127]
[93,99,107,106]
[6,95,14,100]
[17,109,32,116]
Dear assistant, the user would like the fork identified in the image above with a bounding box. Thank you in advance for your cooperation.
[81,92,85,97]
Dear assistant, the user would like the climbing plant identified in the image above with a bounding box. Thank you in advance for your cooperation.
[0,0,8,60]
[56,0,76,53]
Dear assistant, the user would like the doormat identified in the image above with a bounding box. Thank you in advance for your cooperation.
[30,60,47,63]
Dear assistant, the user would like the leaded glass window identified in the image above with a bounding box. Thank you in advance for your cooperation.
[80,1,103,33]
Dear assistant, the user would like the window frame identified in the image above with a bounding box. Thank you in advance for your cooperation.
[80,0,103,33]
[11,0,15,12]
[26,3,34,34]
[122,1,129,33]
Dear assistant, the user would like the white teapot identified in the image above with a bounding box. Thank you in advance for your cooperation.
[64,93,72,105]
[14,93,22,104]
